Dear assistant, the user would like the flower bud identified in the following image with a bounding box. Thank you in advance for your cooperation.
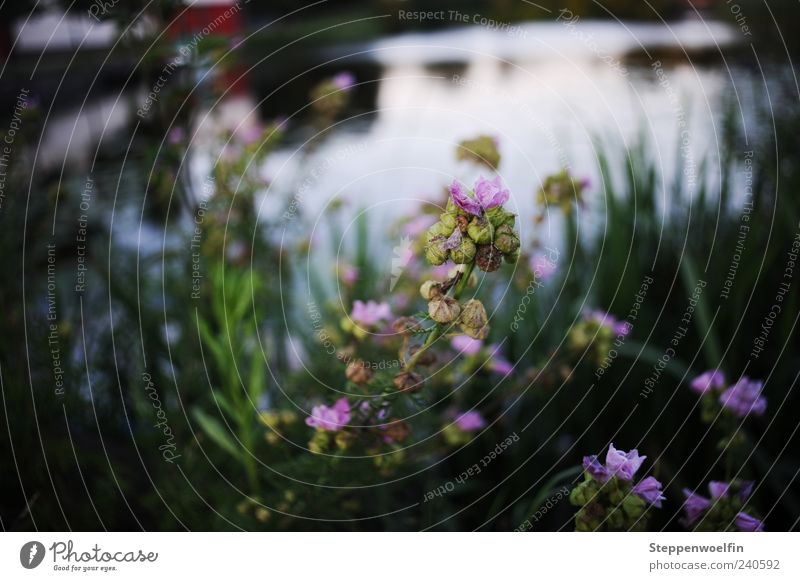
[428,296,461,323]
[460,299,489,339]
[485,206,516,228]
[467,216,494,245]
[345,360,373,384]
[427,219,454,239]
[335,430,356,450]
[425,235,449,265]
[308,430,329,454]
[419,280,443,300]
[621,493,646,519]
[456,135,501,170]
[475,244,502,272]
[494,223,520,255]
[440,212,457,232]
[450,237,476,264]
[255,507,272,522]
[393,371,424,393]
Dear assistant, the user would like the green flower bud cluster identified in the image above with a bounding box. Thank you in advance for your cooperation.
[568,319,616,365]
[456,135,501,170]
[424,199,519,270]
[570,474,650,532]
[536,169,587,214]
[690,481,759,532]
[258,410,299,445]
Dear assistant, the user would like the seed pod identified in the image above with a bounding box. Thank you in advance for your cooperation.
[409,346,436,366]
[494,223,520,255]
[393,371,424,393]
[392,316,421,335]
[467,216,494,245]
[345,360,373,384]
[419,280,443,300]
[460,299,489,339]
[475,244,502,272]
[450,237,476,264]
[428,296,461,323]
[425,235,449,265]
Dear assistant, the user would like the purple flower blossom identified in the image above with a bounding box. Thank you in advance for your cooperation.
[351,300,391,326]
[530,252,557,281]
[735,512,764,532]
[451,335,483,356]
[605,444,646,481]
[582,455,611,484]
[707,480,754,502]
[690,369,726,394]
[719,377,767,418]
[443,227,463,250]
[449,176,510,216]
[681,489,712,525]
[490,357,514,376]
[167,127,185,145]
[584,309,630,337]
[454,410,486,432]
[305,398,351,431]
[487,344,513,376]
[708,481,730,499]
[331,71,355,91]
[633,476,666,508]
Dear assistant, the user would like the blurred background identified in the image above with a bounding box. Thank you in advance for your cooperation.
[1,0,799,531]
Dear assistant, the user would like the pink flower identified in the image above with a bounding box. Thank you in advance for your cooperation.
[167,127,185,145]
[305,398,351,431]
[491,358,513,376]
[451,335,483,356]
[605,444,645,481]
[454,410,486,432]
[584,309,630,337]
[708,481,729,499]
[690,369,726,394]
[582,455,611,483]
[339,264,359,286]
[719,377,767,417]
[332,71,355,91]
[735,512,764,532]
[351,300,391,326]
[530,252,557,281]
[681,489,712,525]
[633,476,666,507]
[488,344,513,376]
[449,176,510,216]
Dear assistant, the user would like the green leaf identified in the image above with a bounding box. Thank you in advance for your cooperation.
[192,407,242,461]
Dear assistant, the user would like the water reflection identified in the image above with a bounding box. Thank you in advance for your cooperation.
[263,19,750,251]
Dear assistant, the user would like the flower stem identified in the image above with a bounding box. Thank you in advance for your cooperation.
[405,262,475,372]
